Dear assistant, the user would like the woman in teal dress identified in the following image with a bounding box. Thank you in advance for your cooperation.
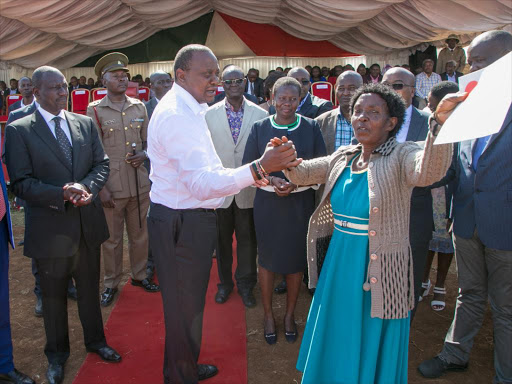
[275,83,456,384]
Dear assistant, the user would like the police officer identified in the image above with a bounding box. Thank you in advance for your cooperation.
[87,53,159,307]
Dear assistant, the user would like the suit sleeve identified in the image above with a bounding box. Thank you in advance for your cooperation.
[317,101,333,117]
[77,119,110,197]
[312,120,327,158]
[5,124,66,212]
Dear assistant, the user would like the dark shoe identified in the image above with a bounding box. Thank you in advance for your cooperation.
[67,288,78,301]
[263,320,277,345]
[0,368,35,384]
[131,278,160,292]
[284,321,298,344]
[34,296,43,317]
[86,345,122,363]
[46,363,64,384]
[100,288,117,307]
[146,266,155,281]
[274,280,287,294]
[418,356,468,378]
[198,364,218,381]
[239,291,256,308]
[214,287,232,304]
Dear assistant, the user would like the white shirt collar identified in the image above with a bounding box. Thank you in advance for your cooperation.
[172,83,208,116]
[37,105,66,125]
[396,105,413,143]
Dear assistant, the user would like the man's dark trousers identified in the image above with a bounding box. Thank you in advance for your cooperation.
[216,201,257,294]
[0,218,13,374]
[148,203,216,384]
[36,232,106,364]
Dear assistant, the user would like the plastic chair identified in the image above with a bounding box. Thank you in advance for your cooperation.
[6,94,22,115]
[71,89,90,115]
[311,81,333,103]
[138,86,150,102]
[91,88,108,101]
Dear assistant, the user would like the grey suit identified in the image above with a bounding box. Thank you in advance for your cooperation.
[144,97,158,121]
[404,107,434,318]
[440,106,512,383]
[5,110,110,364]
[315,108,340,155]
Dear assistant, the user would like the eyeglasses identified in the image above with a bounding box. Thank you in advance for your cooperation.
[382,82,414,90]
[223,78,244,86]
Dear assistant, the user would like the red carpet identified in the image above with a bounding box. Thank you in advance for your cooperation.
[73,257,247,384]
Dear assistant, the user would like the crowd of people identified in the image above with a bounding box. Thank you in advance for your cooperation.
[0,29,510,384]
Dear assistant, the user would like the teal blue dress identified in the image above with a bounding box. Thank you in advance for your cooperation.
[297,159,410,384]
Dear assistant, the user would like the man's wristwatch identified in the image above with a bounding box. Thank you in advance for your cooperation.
[143,150,148,159]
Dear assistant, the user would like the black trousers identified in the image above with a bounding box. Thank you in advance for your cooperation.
[148,203,216,384]
[215,202,257,293]
[36,235,106,365]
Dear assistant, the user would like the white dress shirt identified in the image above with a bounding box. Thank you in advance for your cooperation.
[147,83,254,209]
[37,106,72,144]
[396,105,413,143]
[446,73,456,83]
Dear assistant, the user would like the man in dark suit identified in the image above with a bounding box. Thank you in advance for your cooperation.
[5,66,121,384]
[244,68,264,103]
[288,67,333,118]
[382,67,432,319]
[7,77,34,113]
[440,60,464,84]
[419,30,512,384]
[145,71,174,120]
[0,161,34,384]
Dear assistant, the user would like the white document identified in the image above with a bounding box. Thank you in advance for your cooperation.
[434,52,512,145]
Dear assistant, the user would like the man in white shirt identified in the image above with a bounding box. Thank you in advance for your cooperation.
[147,44,299,384]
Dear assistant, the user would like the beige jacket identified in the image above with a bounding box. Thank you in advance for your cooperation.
[437,46,467,74]
[285,123,452,319]
[205,98,268,209]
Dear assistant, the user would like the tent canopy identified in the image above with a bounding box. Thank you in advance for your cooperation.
[0,0,511,70]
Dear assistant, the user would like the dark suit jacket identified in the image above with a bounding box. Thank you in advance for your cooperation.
[440,71,464,84]
[7,100,22,114]
[211,92,258,106]
[452,105,512,250]
[144,98,158,120]
[299,94,333,119]
[5,110,110,259]
[406,107,434,245]
[244,78,264,99]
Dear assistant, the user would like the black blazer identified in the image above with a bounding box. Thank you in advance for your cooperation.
[5,110,110,259]
[299,94,333,119]
[244,78,264,99]
[406,107,434,244]
[440,71,464,84]
[144,97,158,120]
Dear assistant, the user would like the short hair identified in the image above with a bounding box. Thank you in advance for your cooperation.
[222,65,244,78]
[422,59,434,67]
[350,83,406,137]
[430,81,459,102]
[369,63,380,69]
[149,70,171,84]
[263,71,286,99]
[445,60,457,67]
[174,44,214,73]
[32,66,64,89]
[9,78,16,82]
[18,76,31,83]
[273,77,301,97]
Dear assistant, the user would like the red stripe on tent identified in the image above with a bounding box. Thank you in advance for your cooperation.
[218,12,357,58]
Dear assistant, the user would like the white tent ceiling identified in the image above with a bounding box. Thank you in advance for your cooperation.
[0,0,511,70]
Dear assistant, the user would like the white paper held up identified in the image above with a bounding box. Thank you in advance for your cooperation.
[434,52,512,145]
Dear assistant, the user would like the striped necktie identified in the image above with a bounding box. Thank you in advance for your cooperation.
[53,116,73,167]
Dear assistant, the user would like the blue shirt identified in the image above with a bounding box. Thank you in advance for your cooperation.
[472,134,491,171]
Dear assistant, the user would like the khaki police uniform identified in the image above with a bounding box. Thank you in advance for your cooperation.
[87,54,151,289]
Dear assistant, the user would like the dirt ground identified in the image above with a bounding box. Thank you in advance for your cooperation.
[8,208,495,384]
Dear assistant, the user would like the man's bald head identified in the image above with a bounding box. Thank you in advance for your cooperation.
[468,30,512,72]
[32,66,65,89]
[288,67,311,100]
[382,67,416,108]
[336,71,363,112]
[222,65,244,79]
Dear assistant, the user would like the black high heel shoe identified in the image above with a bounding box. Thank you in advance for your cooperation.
[264,320,277,345]
[284,321,298,343]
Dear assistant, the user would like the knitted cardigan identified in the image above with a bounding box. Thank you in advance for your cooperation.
[284,123,453,319]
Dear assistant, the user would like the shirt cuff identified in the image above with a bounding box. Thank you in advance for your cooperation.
[233,163,255,190]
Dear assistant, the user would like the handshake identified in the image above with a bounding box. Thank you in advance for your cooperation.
[251,136,302,188]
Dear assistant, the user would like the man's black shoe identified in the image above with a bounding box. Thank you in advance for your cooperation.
[34,296,43,317]
[418,356,468,378]
[214,287,232,304]
[86,345,122,363]
[274,280,287,294]
[239,291,256,308]
[100,288,117,307]
[198,364,218,381]
[146,266,155,281]
[0,368,35,384]
[131,278,160,292]
[46,363,64,384]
